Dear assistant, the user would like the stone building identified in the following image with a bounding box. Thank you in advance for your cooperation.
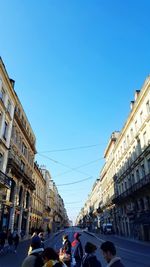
[7,92,36,234]
[113,78,150,241]
[77,76,150,241]
[99,132,119,227]
[30,162,46,231]
[0,58,16,230]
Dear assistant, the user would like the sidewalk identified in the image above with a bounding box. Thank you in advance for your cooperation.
[83,230,150,247]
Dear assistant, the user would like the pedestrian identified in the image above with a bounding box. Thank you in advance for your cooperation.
[43,247,66,267]
[0,228,7,254]
[100,241,125,267]
[7,229,13,252]
[82,242,101,267]
[13,230,19,253]
[47,226,51,238]
[21,236,44,267]
[38,232,45,248]
[71,232,83,267]
[60,234,71,267]
[28,232,41,255]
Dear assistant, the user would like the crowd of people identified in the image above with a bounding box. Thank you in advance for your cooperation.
[0,228,20,254]
[21,231,125,267]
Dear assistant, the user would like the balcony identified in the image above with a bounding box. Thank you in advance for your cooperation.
[7,158,35,190]
[0,170,11,189]
[113,173,150,203]
[14,110,36,153]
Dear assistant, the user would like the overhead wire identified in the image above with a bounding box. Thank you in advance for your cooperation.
[56,176,93,186]
[54,157,104,177]
[38,144,101,153]
[38,152,90,176]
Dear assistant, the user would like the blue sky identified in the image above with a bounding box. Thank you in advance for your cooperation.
[0,0,150,223]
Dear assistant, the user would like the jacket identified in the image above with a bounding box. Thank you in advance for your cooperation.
[82,253,101,267]
[21,248,44,267]
[72,240,83,261]
[63,240,71,255]
[107,257,125,267]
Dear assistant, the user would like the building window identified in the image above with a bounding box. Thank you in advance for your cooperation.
[7,100,11,114]
[3,121,8,140]
[131,173,135,185]
[127,135,130,146]
[0,88,5,103]
[22,142,27,157]
[136,169,140,182]
[130,128,134,139]
[128,176,131,188]
[147,158,150,173]
[123,140,126,150]
[135,120,138,132]
[141,164,145,178]
[0,153,4,169]
[140,111,143,124]
[146,100,150,115]
[20,160,25,172]
[143,132,147,147]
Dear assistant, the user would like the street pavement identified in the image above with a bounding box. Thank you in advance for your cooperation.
[0,227,150,267]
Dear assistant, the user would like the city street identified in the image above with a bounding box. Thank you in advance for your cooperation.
[0,228,150,267]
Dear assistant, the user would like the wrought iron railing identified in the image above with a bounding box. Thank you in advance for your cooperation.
[0,170,11,188]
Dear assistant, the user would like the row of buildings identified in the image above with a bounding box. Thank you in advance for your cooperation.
[76,76,150,241]
[0,57,69,235]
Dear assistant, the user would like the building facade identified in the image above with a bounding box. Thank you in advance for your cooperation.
[30,162,46,231]
[113,80,150,241]
[77,76,150,241]
[7,93,36,234]
[0,58,16,230]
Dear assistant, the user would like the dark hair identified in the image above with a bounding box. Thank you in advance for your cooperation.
[31,236,41,249]
[42,247,59,261]
[85,242,97,253]
[100,241,116,256]
[62,234,68,240]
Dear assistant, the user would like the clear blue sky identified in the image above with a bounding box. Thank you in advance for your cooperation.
[0,0,150,223]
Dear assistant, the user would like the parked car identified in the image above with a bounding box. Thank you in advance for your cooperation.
[102,223,113,234]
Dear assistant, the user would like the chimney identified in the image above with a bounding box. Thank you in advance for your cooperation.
[130,101,134,110]
[134,90,140,101]
[9,78,15,89]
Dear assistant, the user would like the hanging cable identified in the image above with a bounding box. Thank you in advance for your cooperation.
[54,157,104,177]
[38,144,101,153]
[56,176,93,186]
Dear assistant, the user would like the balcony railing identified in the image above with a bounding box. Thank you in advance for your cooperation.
[0,170,11,189]
[113,173,150,203]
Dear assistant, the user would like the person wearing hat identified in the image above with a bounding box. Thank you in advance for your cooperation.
[82,242,101,267]
[21,236,44,267]
[72,232,83,267]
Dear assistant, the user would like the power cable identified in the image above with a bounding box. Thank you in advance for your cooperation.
[54,157,104,178]
[38,153,90,176]
[65,201,83,204]
[38,144,100,153]
[56,176,93,186]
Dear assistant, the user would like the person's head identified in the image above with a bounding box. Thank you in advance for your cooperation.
[42,247,59,263]
[74,232,81,240]
[100,241,116,263]
[85,242,97,254]
[31,236,41,250]
[62,234,68,242]
[39,232,44,238]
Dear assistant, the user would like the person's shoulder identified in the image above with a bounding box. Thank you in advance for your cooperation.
[111,260,125,267]
[89,256,101,267]
[21,254,36,267]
